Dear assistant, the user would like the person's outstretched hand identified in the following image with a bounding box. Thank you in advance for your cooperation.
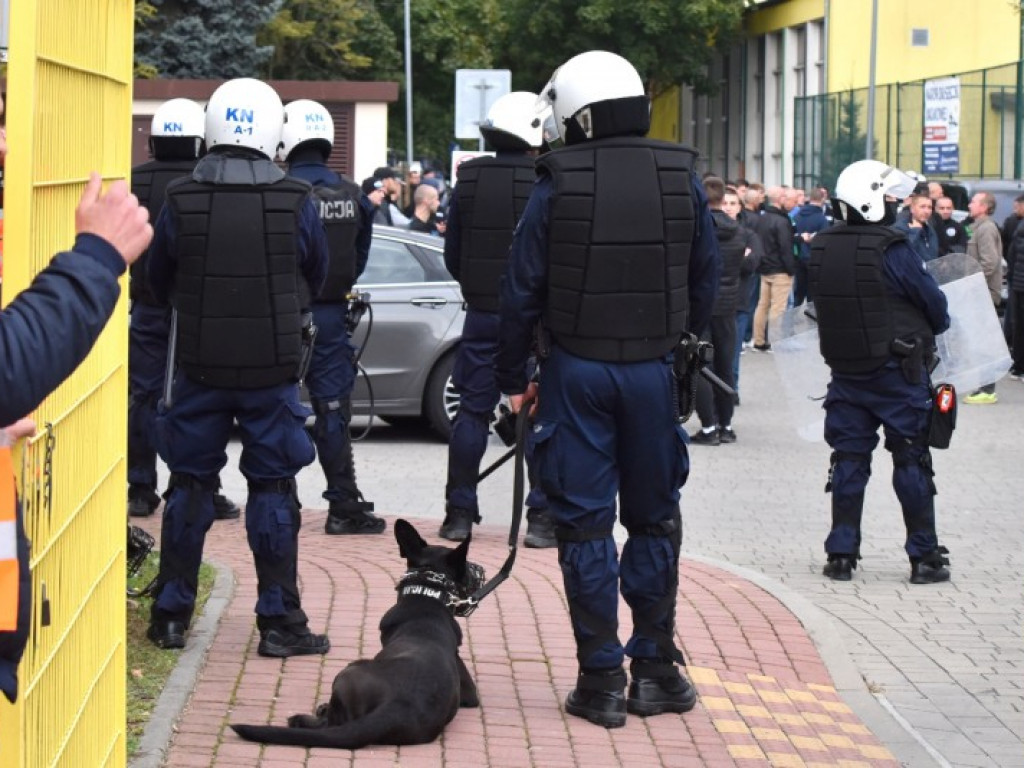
[1,418,36,445]
[75,172,153,266]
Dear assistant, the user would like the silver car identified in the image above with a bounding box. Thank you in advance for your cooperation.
[346,226,464,440]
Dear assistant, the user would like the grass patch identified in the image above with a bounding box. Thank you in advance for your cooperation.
[126,553,216,758]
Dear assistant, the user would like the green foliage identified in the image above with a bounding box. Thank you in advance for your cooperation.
[493,0,744,94]
[821,92,873,191]
[134,0,283,79]
[258,0,401,80]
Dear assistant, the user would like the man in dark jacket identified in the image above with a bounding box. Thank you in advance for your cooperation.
[932,197,969,256]
[691,177,745,445]
[750,186,795,351]
[791,187,830,305]
[1007,216,1024,377]
[1,173,153,702]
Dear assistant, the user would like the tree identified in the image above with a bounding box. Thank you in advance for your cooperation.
[494,0,744,95]
[257,0,401,81]
[134,0,283,79]
[821,91,874,192]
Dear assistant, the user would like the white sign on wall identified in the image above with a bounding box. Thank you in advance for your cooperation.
[923,76,960,174]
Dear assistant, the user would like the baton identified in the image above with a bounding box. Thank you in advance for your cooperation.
[700,366,739,404]
[162,309,178,409]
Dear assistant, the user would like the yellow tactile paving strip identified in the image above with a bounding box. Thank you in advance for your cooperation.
[691,667,901,767]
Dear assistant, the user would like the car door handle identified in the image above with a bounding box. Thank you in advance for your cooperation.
[411,297,449,307]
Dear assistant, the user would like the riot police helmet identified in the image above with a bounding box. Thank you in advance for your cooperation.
[833,160,917,225]
[535,50,650,147]
[204,78,284,159]
[149,97,205,160]
[278,99,334,162]
[478,91,545,152]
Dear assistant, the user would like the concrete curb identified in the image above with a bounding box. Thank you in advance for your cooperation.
[129,559,235,768]
[683,551,943,768]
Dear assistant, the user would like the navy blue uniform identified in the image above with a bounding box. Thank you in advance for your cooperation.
[286,160,373,510]
[823,240,950,560]
[497,174,720,670]
[147,192,328,631]
[1,235,125,702]
[442,192,548,521]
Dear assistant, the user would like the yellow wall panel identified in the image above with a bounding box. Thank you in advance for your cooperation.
[0,1,134,766]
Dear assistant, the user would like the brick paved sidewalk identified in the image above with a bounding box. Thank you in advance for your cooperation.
[131,512,903,768]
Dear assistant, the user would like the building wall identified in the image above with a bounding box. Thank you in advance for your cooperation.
[667,0,1024,186]
[353,102,390,184]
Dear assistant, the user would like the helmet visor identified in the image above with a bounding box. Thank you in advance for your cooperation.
[879,166,917,200]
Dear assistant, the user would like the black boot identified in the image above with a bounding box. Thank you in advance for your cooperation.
[147,618,187,649]
[325,497,385,535]
[439,506,478,542]
[823,554,857,581]
[910,546,950,584]
[565,668,627,728]
[128,484,161,518]
[627,659,697,716]
[524,509,557,549]
[213,493,241,520]
[257,623,330,658]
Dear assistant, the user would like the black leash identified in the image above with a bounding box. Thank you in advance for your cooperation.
[453,394,532,616]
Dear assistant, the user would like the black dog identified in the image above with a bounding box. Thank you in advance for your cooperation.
[230,518,482,749]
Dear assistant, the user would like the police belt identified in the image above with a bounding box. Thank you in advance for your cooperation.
[451,393,533,617]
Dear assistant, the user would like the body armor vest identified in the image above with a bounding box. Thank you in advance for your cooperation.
[165,156,312,389]
[537,137,696,362]
[311,178,362,303]
[454,155,535,312]
[710,210,745,315]
[130,159,197,306]
[809,224,935,374]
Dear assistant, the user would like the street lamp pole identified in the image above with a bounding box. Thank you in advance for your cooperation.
[404,0,413,165]
[865,0,878,159]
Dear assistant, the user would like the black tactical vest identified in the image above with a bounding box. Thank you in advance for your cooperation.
[809,224,935,374]
[710,209,745,316]
[130,159,197,306]
[537,137,697,362]
[311,178,363,303]
[164,158,312,389]
[454,155,535,312]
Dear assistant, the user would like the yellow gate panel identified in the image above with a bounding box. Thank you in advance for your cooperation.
[0,1,135,766]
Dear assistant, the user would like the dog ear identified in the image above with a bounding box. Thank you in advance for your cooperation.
[395,518,426,559]
[446,532,470,578]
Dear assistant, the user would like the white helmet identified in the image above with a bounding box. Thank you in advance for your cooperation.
[834,160,917,224]
[204,78,284,159]
[479,91,545,151]
[536,50,650,145]
[278,99,334,162]
[151,98,205,139]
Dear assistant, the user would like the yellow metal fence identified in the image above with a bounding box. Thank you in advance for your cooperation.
[0,1,134,765]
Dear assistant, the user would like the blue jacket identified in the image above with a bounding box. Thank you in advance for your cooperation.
[0,234,126,703]
[496,173,721,394]
[792,203,829,261]
[286,157,372,281]
[892,220,940,263]
[883,240,950,336]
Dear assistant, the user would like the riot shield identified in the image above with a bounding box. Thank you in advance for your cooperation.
[769,252,1010,442]
[769,303,829,442]
[926,252,1011,392]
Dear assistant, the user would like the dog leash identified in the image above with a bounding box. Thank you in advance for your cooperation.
[452,393,533,617]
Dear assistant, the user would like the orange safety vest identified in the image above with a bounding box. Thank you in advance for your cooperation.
[0,445,18,632]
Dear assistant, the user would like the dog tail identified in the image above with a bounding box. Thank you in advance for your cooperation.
[230,711,417,749]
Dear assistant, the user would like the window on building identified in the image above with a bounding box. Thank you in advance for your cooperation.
[911,28,929,47]
[755,37,765,117]
[813,21,825,93]
[794,26,807,99]
[772,32,784,115]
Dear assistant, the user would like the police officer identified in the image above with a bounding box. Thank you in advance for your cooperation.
[438,91,555,548]
[808,159,951,585]
[128,98,240,521]
[146,79,331,657]
[279,99,384,535]
[497,51,720,728]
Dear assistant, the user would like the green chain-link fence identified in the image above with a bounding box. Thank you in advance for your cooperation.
[795,62,1021,191]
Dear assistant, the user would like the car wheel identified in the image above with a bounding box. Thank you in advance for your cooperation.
[424,351,459,442]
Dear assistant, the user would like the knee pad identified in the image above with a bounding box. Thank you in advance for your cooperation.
[825,451,872,493]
